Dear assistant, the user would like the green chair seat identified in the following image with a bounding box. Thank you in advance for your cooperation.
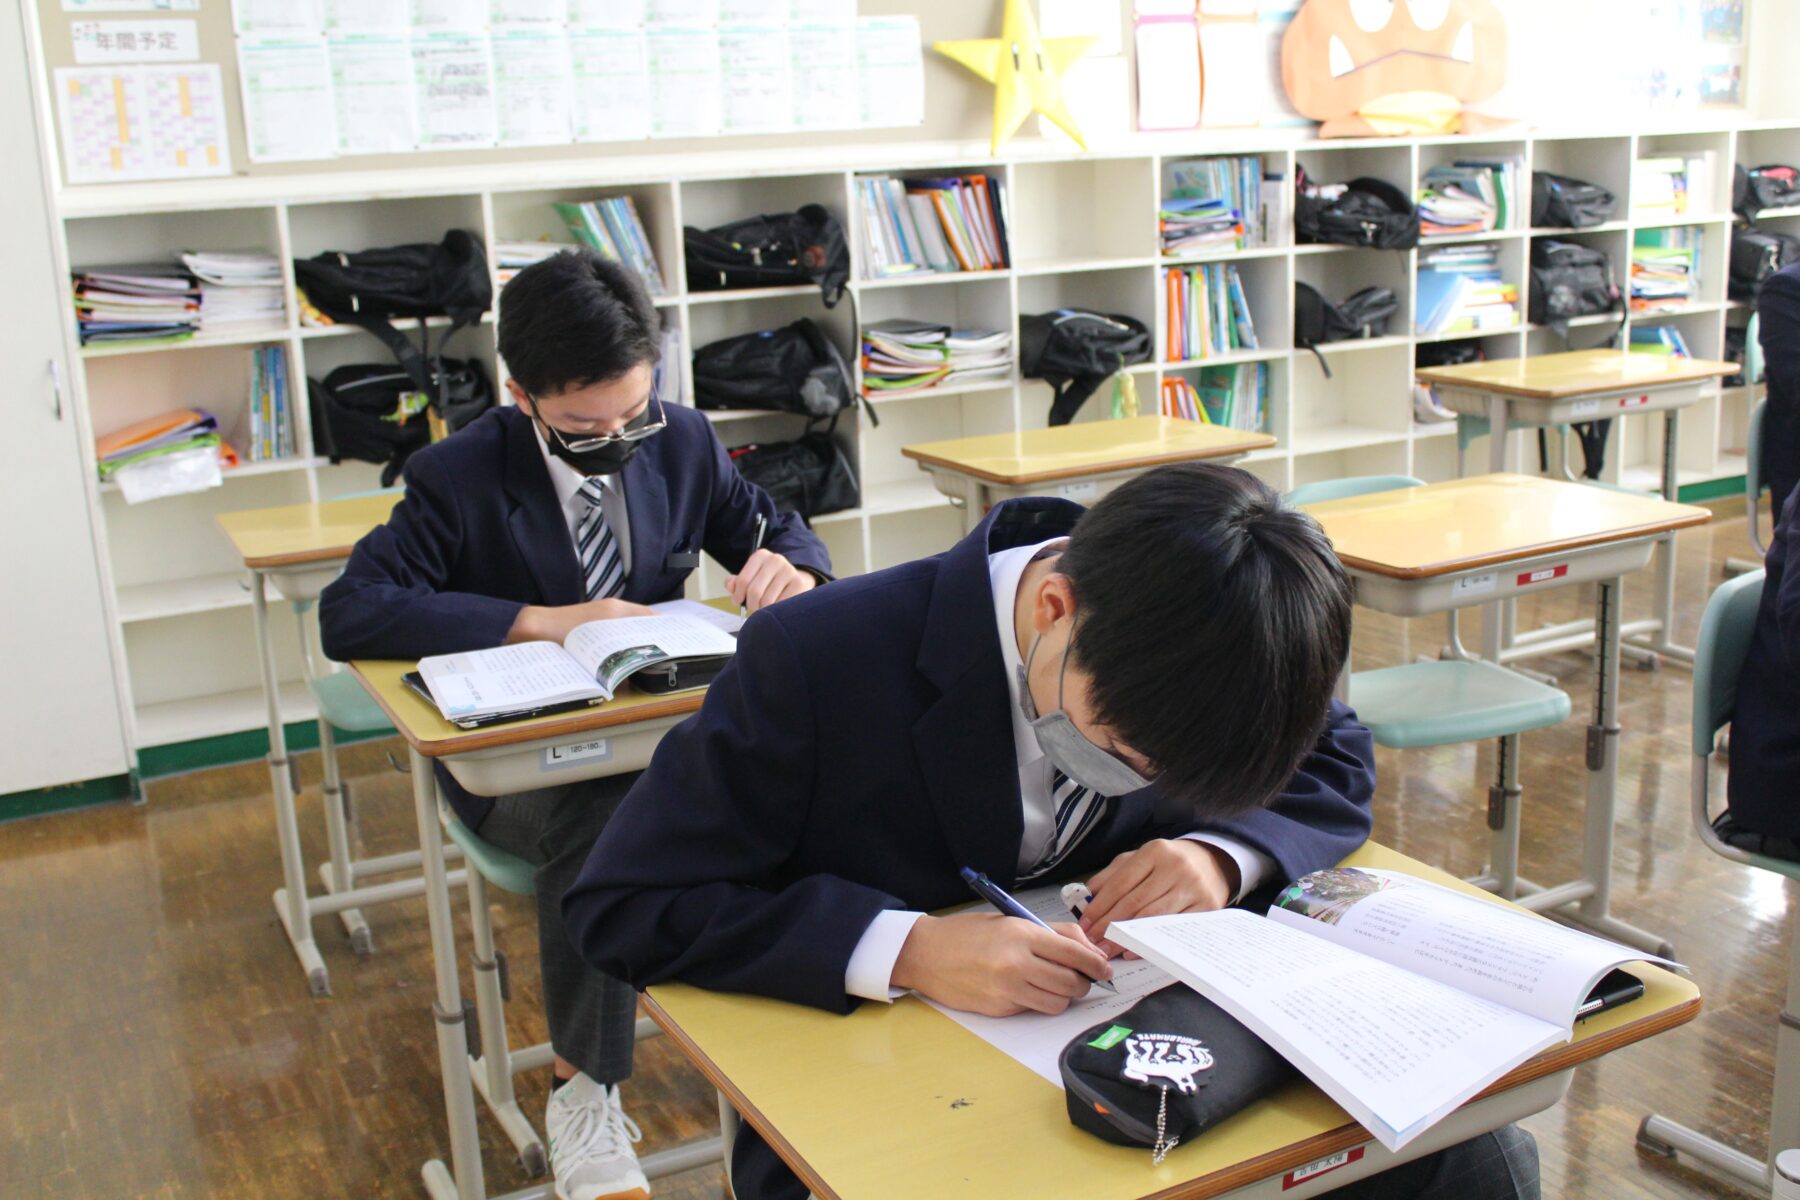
[443,814,538,896]
[309,670,397,734]
[1349,660,1571,750]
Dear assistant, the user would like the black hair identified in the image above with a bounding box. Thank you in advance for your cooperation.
[497,250,661,398]
[1058,462,1353,818]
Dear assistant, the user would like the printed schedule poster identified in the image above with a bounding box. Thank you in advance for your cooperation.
[569,27,650,141]
[62,0,198,10]
[493,25,575,146]
[237,35,340,162]
[413,32,499,148]
[329,33,419,154]
[645,26,721,138]
[55,64,231,184]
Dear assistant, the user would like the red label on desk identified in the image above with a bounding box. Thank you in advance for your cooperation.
[1284,1145,1365,1189]
[1517,564,1569,586]
[1619,393,1651,408]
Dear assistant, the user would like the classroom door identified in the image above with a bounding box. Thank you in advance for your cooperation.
[0,6,130,794]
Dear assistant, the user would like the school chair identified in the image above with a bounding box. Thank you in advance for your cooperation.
[1727,398,1769,577]
[1638,569,1800,1193]
[1287,476,1572,900]
[437,799,726,1181]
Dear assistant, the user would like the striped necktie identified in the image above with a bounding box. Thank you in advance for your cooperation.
[576,478,626,601]
[1020,768,1111,881]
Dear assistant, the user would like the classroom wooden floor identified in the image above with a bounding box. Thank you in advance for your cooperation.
[1,504,1785,1200]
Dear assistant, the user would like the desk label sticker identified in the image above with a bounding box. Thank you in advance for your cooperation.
[1571,398,1601,417]
[1453,572,1497,598]
[1517,564,1569,587]
[1283,1145,1365,1189]
[543,738,611,771]
[1057,481,1100,500]
[1619,393,1651,409]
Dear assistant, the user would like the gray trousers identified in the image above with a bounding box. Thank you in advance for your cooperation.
[476,773,640,1085]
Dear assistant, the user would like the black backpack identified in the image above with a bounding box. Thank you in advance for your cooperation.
[308,358,494,486]
[1730,225,1800,301]
[1528,239,1623,334]
[1294,283,1398,377]
[684,205,849,306]
[1294,170,1420,250]
[1530,172,1618,229]
[729,430,859,518]
[1734,164,1800,220]
[691,318,873,423]
[1019,310,1152,426]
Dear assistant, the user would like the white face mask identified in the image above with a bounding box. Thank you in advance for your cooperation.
[1017,631,1153,797]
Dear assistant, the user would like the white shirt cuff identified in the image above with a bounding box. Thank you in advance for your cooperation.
[1181,833,1273,904]
[845,909,926,1002]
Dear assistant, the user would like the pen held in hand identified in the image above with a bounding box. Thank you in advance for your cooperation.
[740,513,769,617]
[960,867,1117,994]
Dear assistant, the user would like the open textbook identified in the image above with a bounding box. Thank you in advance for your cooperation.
[1109,868,1680,1152]
[413,600,742,727]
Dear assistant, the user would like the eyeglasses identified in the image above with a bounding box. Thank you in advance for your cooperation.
[528,387,667,453]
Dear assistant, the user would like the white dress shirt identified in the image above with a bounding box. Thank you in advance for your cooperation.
[534,426,631,574]
[843,536,1275,1002]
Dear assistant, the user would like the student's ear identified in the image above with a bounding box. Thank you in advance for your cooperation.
[1031,572,1079,636]
[504,377,530,408]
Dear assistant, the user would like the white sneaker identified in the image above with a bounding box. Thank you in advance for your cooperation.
[545,1074,650,1200]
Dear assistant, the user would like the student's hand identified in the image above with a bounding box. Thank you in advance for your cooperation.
[507,598,658,644]
[1081,839,1240,958]
[725,549,816,613]
[891,911,1113,1017]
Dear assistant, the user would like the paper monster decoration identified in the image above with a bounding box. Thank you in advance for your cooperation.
[1280,0,1509,138]
[935,0,1096,153]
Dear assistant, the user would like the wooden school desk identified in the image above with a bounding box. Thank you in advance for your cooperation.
[1415,349,1735,667]
[903,414,1277,533]
[643,842,1700,1200]
[1300,474,1710,958]
[216,491,406,995]
[349,658,723,1200]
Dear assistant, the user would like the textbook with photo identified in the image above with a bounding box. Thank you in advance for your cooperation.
[411,600,743,727]
[1109,867,1679,1153]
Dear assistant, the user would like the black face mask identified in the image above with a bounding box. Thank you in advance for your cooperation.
[536,404,657,476]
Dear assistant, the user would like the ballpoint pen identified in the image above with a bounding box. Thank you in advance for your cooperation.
[741,513,768,617]
[961,867,1117,994]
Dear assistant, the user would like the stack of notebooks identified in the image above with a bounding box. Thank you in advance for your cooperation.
[1160,156,1280,253]
[245,346,295,462]
[554,198,667,295]
[94,408,235,482]
[72,265,200,346]
[860,319,1012,397]
[496,240,578,287]
[1161,363,1267,431]
[1630,227,1701,309]
[1629,323,1693,357]
[181,252,284,332]
[1164,264,1259,362]
[1415,244,1519,335]
[1417,157,1521,236]
[855,173,1010,277]
[1634,154,1715,218]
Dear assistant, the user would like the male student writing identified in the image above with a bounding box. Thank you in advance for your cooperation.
[565,464,1539,1199]
[320,250,830,1200]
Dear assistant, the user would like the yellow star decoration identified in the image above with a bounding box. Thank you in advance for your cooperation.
[934,0,1096,154]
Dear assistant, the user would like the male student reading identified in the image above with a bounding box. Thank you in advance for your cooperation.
[320,250,830,1200]
[565,464,1540,1200]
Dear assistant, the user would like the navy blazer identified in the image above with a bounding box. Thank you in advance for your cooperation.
[318,403,832,826]
[1727,482,1800,834]
[1759,262,1800,512]
[563,496,1376,1015]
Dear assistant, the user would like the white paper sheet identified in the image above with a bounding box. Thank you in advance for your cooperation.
[1041,0,1122,57]
[787,21,855,130]
[719,0,783,21]
[412,31,498,147]
[644,26,720,138]
[412,0,489,31]
[855,16,922,129]
[233,0,323,35]
[718,25,790,134]
[1134,17,1200,130]
[493,25,574,145]
[324,0,410,33]
[63,0,198,10]
[329,33,419,153]
[788,0,851,21]
[569,27,650,141]
[649,599,746,634]
[72,20,199,63]
[237,36,339,162]
[492,0,565,23]
[56,63,231,183]
[645,0,717,24]
[1198,19,1260,127]
[570,0,644,26]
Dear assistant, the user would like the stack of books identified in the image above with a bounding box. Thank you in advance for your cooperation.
[860,319,1012,397]
[495,240,578,287]
[1415,244,1519,335]
[1164,264,1259,362]
[1631,227,1701,309]
[245,346,295,462]
[855,173,1010,277]
[1418,157,1521,235]
[554,197,667,295]
[181,252,284,332]
[1633,154,1715,217]
[1161,363,1267,431]
[94,408,234,482]
[72,265,200,346]
[1629,323,1693,357]
[1161,156,1279,253]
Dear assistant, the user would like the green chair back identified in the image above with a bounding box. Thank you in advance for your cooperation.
[1691,570,1766,756]
[1286,475,1425,509]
